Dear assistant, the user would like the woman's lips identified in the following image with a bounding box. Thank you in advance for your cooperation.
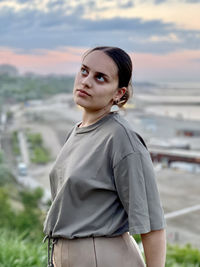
[77,89,91,96]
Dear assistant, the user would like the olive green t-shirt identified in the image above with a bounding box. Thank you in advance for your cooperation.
[43,112,166,239]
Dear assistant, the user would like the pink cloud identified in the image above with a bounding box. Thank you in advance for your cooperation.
[0,46,200,81]
[0,46,87,75]
[131,50,200,81]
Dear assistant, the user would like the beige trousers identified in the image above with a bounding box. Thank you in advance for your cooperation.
[53,232,146,267]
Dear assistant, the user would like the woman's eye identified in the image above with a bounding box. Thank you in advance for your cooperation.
[81,68,87,75]
[96,75,105,82]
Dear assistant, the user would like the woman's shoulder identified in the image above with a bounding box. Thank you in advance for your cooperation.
[109,112,148,154]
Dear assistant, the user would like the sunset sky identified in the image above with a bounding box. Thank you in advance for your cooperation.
[0,0,200,82]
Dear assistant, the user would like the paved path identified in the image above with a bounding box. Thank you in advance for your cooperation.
[18,130,30,165]
[165,204,200,219]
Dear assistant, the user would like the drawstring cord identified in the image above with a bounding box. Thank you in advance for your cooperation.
[43,233,58,267]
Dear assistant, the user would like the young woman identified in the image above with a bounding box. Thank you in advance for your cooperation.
[43,46,166,267]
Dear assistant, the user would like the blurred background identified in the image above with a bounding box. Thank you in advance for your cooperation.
[0,0,200,266]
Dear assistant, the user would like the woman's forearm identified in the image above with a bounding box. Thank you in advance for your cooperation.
[141,229,166,267]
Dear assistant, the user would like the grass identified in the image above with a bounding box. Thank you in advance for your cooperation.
[26,132,51,164]
[0,228,47,267]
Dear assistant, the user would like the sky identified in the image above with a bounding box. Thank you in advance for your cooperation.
[0,0,200,82]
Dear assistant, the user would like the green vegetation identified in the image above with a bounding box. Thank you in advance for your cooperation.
[0,184,46,240]
[0,184,47,267]
[11,129,51,164]
[133,234,141,243]
[26,132,51,164]
[0,150,4,164]
[0,229,46,267]
[0,151,16,186]
[0,71,74,103]
[166,244,200,267]
[11,131,21,156]
[0,149,48,266]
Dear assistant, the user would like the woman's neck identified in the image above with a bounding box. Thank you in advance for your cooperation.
[79,108,111,128]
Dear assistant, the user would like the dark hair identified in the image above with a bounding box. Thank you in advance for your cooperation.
[84,46,133,107]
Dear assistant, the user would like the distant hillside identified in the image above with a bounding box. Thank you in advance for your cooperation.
[0,67,74,104]
[0,64,18,76]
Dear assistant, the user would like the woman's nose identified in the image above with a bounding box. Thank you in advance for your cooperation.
[81,75,92,88]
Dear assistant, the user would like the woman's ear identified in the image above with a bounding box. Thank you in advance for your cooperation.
[115,87,127,100]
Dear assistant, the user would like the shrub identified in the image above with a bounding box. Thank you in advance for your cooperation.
[26,132,51,164]
[0,228,47,267]
[27,133,42,147]
[0,151,4,164]
[0,185,45,240]
[0,187,16,228]
[166,243,200,267]
[31,147,50,164]
[0,164,16,186]
[11,131,20,155]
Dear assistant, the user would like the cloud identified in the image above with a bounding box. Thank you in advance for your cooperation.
[1,47,200,81]
[16,0,32,3]
[154,0,200,3]
[149,33,181,42]
[184,0,200,2]
[133,50,200,82]
[118,0,134,8]
[191,57,200,62]
[46,0,65,8]
[154,0,166,3]
[0,1,199,55]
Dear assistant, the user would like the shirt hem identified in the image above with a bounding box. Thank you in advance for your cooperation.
[129,222,166,235]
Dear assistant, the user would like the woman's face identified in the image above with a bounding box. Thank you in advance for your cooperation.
[73,50,122,112]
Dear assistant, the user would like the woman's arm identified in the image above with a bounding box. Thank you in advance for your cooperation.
[141,229,166,267]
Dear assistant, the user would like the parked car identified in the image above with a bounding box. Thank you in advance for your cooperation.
[17,162,27,176]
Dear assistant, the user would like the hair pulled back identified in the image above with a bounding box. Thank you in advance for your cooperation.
[84,46,133,108]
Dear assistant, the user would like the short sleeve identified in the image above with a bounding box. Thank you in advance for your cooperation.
[113,150,166,235]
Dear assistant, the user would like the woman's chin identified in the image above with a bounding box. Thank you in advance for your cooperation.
[75,99,86,108]
[74,96,84,106]
[75,101,91,110]
[75,102,98,111]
